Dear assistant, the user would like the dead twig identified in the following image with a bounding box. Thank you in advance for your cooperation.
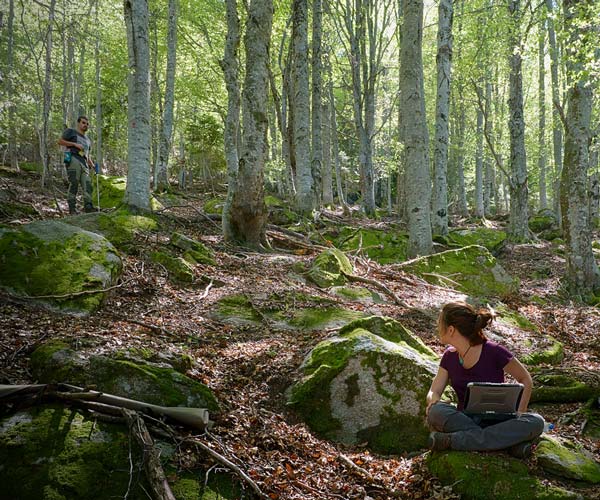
[108,313,181,338]
[341,270,410,308]
[337,454,374,482]
[188,437,270,500]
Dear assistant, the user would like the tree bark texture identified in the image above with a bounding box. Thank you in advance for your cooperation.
[560,0,599,296]
[124,0,152,211]
[311,0,323,206]
[154,0,178,191]
[40,0,56,187]
[227,0,273,248]
[7,0,18,169]
[538,24,547,210]
[484,80,495,215]
[292,0,314,214]
[400,0,432,257]
[328,74,346,207]
[322,101,334,205]
[432,0,452,236]
[474,89,484,217]
[221,0,241,242]
[507,0,530,241]
[95,0,103,168]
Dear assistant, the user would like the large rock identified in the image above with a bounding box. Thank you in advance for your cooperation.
[287,317,438,453]
[536,436,600,483]
[427,451,582,499]
[0,405,238,500]
[531,373,598,403]
[327,227,409,264]
[529,209,559,233]
[93,175,162,211]
[445,227,507,254]
[400,245,518,298]
[30,341,218,411]
[0,220,122,315]
[308,248,353,288]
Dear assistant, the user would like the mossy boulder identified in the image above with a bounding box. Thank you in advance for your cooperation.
[531,374,598,403]
[582,398,600,439]
[536,436,600,483]
[328,226,409,264]
[400,245,518,298]
[65,209,157,250]
[203,197,224,215]
[287,323,438,453]
[92,175,162,211]
[151,250,195,283]
[213,294,263,325]
[446,227,507,254]
[530,209,559,233]
[330,286,384,304]
[170,232,216,265]
[30,341,218,411]
[427,451,581,499]
[0,220,122,315]
[308,248,353,288]
[521,337,564,366]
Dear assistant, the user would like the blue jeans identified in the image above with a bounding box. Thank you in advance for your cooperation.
[427,402,544,451]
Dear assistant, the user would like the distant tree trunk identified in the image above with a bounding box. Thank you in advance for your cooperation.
[95,0,103,168]
[484,80,494,216]
[74,44,86,118]
[400,0,432,257]
[66,34,75,125]
[507,0,530,241]
[226,0,273,247]
[322,101,334,205]
[278,29,296,197]
[221,0,240,241]
[7,0,18,169]
[40,0,56,187]
[589,173,599,223]
[292,0,314,214]
[328,74,346,207]
[560,0,599,296]
[538,25,547,210]
[311,0,323,207]
[155,0,178,191]
[150,18,161,176]
[124,0,152,211]
[455,98,468,216]
[546,0,563,218]
[474,101,484,217]
[432,0,452,236]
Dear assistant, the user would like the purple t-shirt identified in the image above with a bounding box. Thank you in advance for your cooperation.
[440,340,513,410]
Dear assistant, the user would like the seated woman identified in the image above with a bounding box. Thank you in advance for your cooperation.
[426,302,544,457]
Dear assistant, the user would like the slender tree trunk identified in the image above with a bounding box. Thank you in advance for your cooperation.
[560,0,599,296]
[61,15,68,127]
[7,0,18,169]
[227,0,273,247]
[400,0,432,257]
[328,75,346,207]
[546,0,563,218]
[455,98,468,216]
[221,0,241,241]
[292,0,314,214]
[124,0,152,211]
[475,101,484,217]
[95,0,103,168]
[311,0,323,207]
[507,0,530,241]
[154,0,178,191]
[40,0,56,187]
[322,101,334,205]
[150,18,161,176]
[432,0,452,236]
[484,80,494,216]
[538,25,547,210]
[74,44,86,118]
[67,34,75,125]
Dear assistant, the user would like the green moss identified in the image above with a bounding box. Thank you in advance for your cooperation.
[308,248,354,288]
[19,162,40,173]
[286,307,363,330]
[0,222,121,314]
[330,227,409,264]
[338,316,437,360]
[521,338,564,366]
[215,294,263,324]
[92,175,127,209]
[401,245,518,298]
[0,405,148,499]
[495,303,537,331]
[358,412,429,453]
[531,374,597,403]
[331,286,379,301]
[203,198,224,214]
[170,233,215,265]
[446,227,507,253]
[171,472,241,500]
[427,451,580,499]
[536,436,600,483]
[30,341,85,383]
[151,251,195,283]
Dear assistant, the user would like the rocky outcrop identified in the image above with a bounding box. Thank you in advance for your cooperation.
[308,248,354,288]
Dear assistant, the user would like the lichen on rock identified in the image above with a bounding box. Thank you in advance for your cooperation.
[0,220,122,315]
[308,248,354,288]
[151,250,195,283]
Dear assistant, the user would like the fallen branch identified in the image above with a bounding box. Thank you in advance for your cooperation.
[189,438,270,500]
[108,313,181,338]
[122,408,177,500]
[267,230,328,252]
[337,454,374,482]
[341,270,410,308]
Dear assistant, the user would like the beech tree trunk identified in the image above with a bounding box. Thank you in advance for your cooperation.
[40,0,56,187]
[560,0,599,296]
[328,74,346,207]
[474,97,484,217]
[538,25,547,210]
[221,0,241,241]
[292,0,314,214]
[124,0,152,211]
[484,80,494,215]
[431,0,452,236]
[155,0,178,192]
[311,0,323,207]
[400,0,432,257]
[507,0,530,241]
[226,0,273,248]
[322,101,334,205]
[7,0,17,169]
[95,0,103,168]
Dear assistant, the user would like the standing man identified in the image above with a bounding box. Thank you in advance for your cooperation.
[58,115,96,214]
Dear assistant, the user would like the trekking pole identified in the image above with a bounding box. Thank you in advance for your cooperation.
[95,162,100,212]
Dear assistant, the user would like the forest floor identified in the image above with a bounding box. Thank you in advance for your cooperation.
[1,168,600,499]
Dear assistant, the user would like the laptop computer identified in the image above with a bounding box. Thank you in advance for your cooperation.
[463,382,524,422]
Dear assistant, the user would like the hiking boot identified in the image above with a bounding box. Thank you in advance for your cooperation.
[427,432,452,451]
[507,441,534,459]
